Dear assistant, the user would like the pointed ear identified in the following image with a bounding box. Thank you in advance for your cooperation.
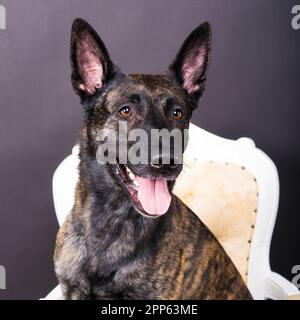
[70,18,116,99]
[169,22,211,103]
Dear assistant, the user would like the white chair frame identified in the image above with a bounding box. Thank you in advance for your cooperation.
[43,123,299,300]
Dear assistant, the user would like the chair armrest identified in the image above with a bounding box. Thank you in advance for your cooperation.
[264,271,299,300]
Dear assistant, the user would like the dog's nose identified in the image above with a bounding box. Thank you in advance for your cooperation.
[150,154,179,170]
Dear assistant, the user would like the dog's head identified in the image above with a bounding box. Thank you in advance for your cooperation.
[70,18,211,218]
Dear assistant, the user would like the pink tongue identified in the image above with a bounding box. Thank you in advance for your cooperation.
[136,177,171,216]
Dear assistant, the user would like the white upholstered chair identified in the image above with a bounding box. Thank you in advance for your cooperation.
[43,123,299,300]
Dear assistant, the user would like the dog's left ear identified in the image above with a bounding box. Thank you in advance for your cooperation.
[169,22,211,105]
[70,18,116,99]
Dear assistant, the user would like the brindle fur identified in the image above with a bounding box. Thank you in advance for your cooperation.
[54,18,252,300]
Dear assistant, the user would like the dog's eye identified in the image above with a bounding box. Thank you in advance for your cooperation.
[119,106,132,118]
[173,108,184,120]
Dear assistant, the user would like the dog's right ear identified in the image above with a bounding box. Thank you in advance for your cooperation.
[70,18,115,99]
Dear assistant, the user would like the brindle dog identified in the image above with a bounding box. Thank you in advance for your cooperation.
[54,18,252,300]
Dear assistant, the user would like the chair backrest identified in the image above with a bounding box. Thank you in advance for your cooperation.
[52,123,279,300]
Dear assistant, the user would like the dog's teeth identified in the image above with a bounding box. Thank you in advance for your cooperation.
[133,179,139,187]
[128,172,135,180]
[126,166,132,174]
[124,165,136,180]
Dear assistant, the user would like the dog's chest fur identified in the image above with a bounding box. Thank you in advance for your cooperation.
[55,169,173,299]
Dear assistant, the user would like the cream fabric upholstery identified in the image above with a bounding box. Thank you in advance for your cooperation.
[288,294,300,300]
[173,156,259,283]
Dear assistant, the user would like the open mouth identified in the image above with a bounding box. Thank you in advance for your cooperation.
[114,160,173,218]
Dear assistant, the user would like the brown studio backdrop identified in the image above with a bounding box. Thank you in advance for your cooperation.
[0,0,299,299]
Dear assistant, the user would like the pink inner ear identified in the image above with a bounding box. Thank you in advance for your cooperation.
[77,31,104,94]
[182,47,206,94]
